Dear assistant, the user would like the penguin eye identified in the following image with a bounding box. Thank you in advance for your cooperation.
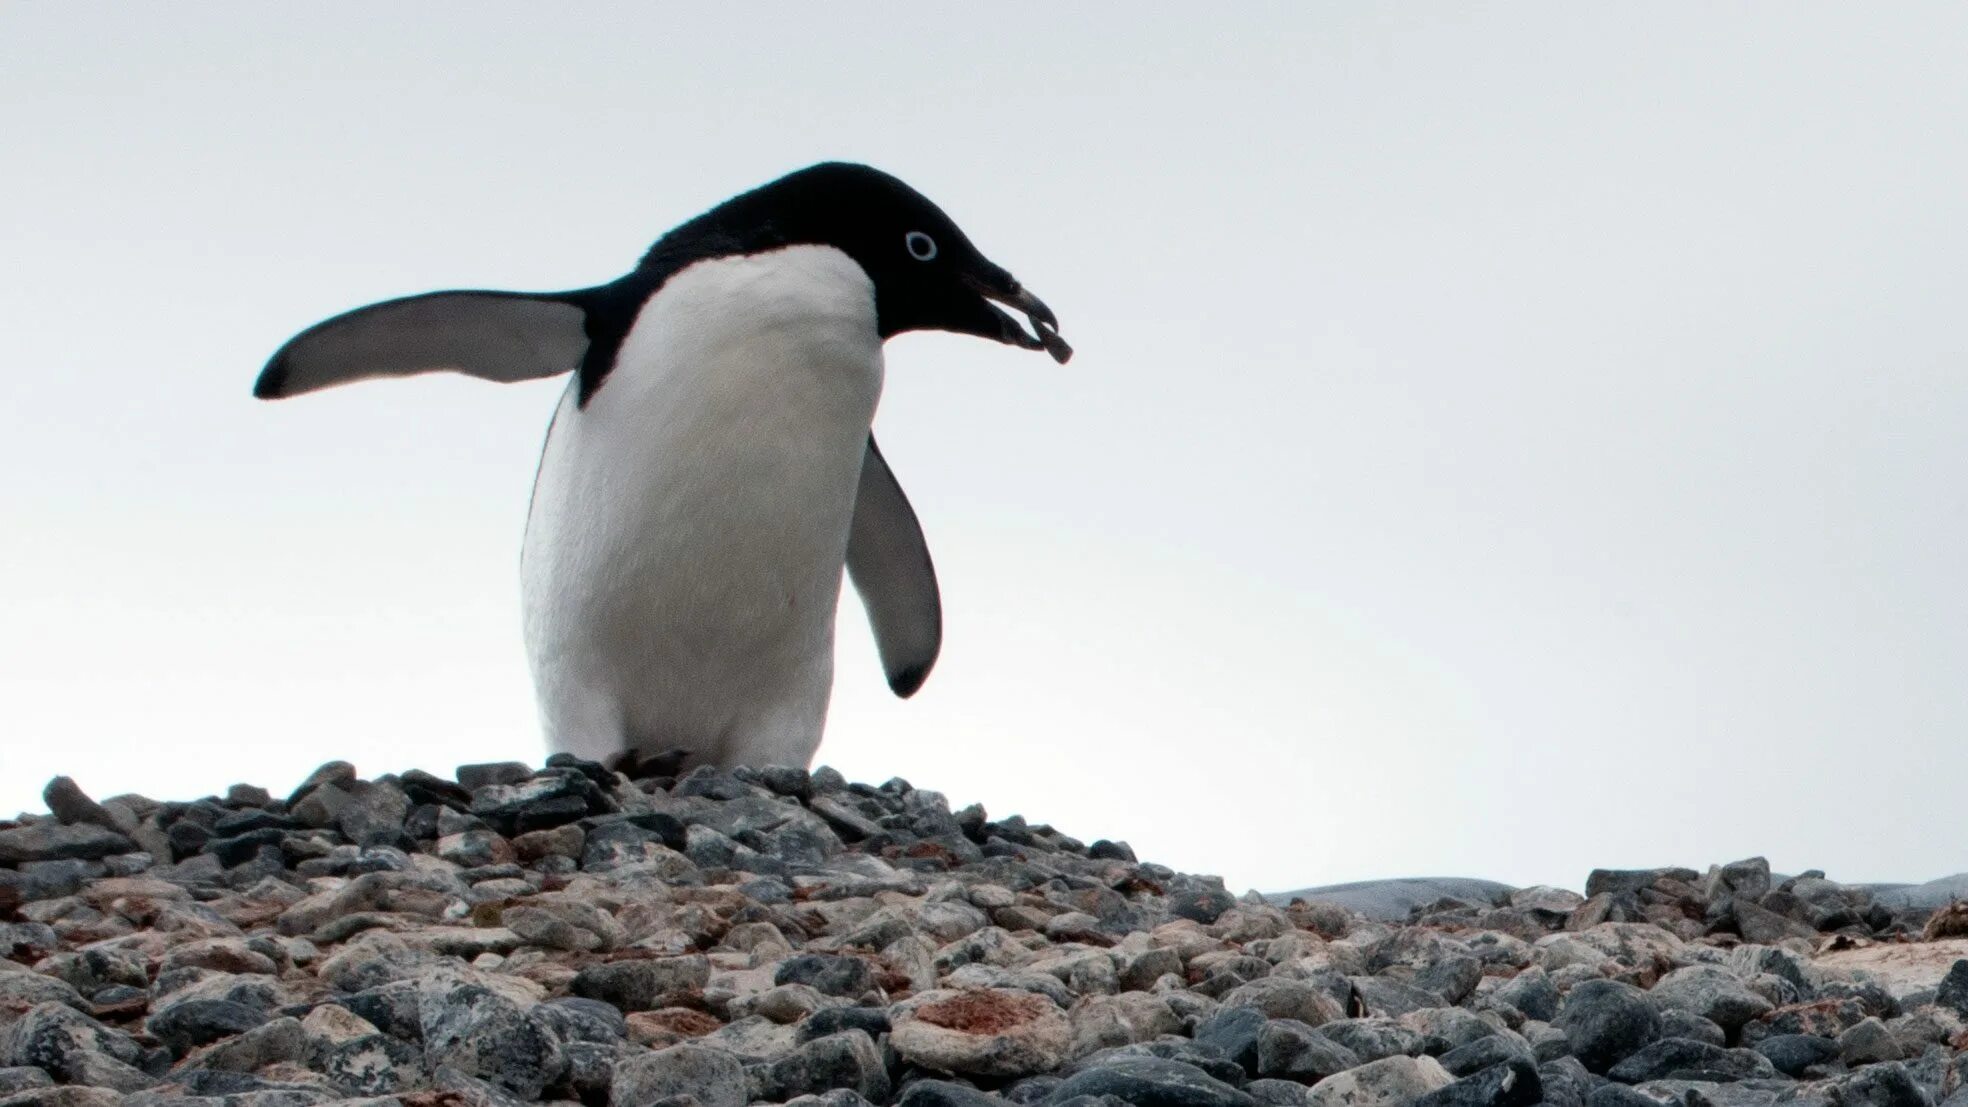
[904,231,938,262]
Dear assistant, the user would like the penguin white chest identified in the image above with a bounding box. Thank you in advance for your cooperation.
[521,246,885,767]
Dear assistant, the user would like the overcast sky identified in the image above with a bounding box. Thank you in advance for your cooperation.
[4,4,1966,894]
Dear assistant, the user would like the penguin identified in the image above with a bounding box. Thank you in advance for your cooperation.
[256,162,1070,771]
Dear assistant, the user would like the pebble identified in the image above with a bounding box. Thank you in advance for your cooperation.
[0,757,1961,1106]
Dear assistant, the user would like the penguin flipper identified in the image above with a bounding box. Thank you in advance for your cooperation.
[846,437,943,698]
[254,291,588,399]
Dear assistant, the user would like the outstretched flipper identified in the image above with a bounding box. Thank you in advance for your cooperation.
[846,437,943,697]
[254,290,588,399]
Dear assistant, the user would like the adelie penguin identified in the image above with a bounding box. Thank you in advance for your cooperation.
[256,162,1071,772]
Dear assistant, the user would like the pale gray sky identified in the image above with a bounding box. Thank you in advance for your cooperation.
[3,4,1965,893]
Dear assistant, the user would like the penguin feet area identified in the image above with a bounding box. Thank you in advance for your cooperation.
[3,762,1967,1107]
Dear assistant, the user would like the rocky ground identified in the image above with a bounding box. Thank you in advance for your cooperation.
[2,756,1966,1107]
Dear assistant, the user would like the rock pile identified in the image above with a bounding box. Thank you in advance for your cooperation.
[1,756,1965,1107]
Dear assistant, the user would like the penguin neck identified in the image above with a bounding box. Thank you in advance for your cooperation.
[602,246,885,434]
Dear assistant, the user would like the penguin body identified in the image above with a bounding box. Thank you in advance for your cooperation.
[524,246,882,767]
[257,163,1069,770]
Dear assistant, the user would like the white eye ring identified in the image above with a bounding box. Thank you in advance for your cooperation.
[905,231,938,261]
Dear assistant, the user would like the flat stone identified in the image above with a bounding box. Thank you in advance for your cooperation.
[146,998,269,1054]
[6,1001,145,1072]
[1256,1018,1362,1083]
[0,1088,124,1107]
[775,952,876,998]
[0,1072,52,1096]
[1067,993,1182,1058]
[1836,1062,1933,1107]
[1046,1056,1258,1106]
[1411,1058,1542,1107]
[0,823,134,864]
[572,955,711,1012]
[1752,1033,1840,1077]
[1316,1018,1425,1064]
[891,988,1071,1078]
[894,1080,1002,1106]
[610,1042,749,1107]
[1306,1054,1454,1107]
[1605,1037,1774,1083]
[1221,977,1345,1026]
[1437,1034,1534,1078]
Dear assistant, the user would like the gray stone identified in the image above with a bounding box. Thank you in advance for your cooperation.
[536,996,629,1043]
[1537,1057,1595,1107]
[1837,1062,1935,1107]
[1553,980,1662,1074]
[1732,899,1818,944]
[457,761,534,790]
[0,822,134,863]
[776,953,876,998]
[1220,978,1344,1027]
[1316,1018,1425,1064]
[1415,957,1483,1006]
[181,1016,306,1072]
[756,1029,892,1103]
[0,972,86,1012]
[1753,1034,1840,1077]
[0,1073,51,1096]
[1651,1010,1722,1051]
[1047,1056,1258,1106]
[418,973,566,1098]
[0,1089,124,1107]
[147,997,271,1054]
[1305,1054,1454,1106]
[40,778,121,832]
[1411,1058,1542,1107]
[1255,1019,1361,1083]
[1648,965,1773,1033]
[895,1080,1004,1106]
[1838,1017,1906,1065]
[1347,976,1444,1019]
[1437,1034,1535,1078]
[1193,1006,1269,1072]
[1605,1038,1774,1083]
[611,1042,749,1107]
[336,781,411,848]
[61,1048,157,1092]
[1705,858,1773,902]
[1404,1008,1501,1056]
[1933,960,1968,1020]
[1585,1086,1660,1107]
[5,1002,145,1072]
[300,1002,420,1094]
[572,954,711,1011]
[1490,968,1559,1022]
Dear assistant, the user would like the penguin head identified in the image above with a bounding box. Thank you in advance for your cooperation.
[642,162,1071,364]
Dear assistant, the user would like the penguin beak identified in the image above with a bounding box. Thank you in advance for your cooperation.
[964,272,1073,365]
